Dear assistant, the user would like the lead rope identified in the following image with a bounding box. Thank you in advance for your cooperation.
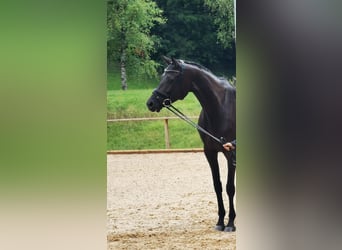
[162,99,226,145]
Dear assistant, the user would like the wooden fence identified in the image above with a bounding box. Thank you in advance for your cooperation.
[107,116,198,150]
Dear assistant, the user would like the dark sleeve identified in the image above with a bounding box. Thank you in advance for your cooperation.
[231,139,236,148]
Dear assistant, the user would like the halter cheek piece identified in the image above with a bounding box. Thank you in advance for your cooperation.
[153,61,185,107]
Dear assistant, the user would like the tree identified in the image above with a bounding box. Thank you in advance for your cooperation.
[107,0,165,90]
[204,0,235,49]
[152,0,235,76]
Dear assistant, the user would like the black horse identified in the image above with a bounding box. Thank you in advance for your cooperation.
[146,56,236,232]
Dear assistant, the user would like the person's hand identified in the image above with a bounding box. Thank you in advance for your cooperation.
[223,142,235,151]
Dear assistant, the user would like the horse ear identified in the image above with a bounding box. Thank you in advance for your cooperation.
[162,55,172,65]
[171,57,181,69]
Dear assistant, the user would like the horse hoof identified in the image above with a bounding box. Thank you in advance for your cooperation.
[215,225,225,231]
[224,226,236,232]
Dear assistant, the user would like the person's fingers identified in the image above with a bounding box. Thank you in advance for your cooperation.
[223,143,236,151]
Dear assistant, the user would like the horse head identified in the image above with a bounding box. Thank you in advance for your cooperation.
[146,56,190,112]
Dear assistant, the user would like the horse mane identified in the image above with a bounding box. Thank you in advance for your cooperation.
[182,59,235,88]
[183,60,212,74]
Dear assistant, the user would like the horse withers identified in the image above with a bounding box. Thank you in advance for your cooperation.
[146,56,236,232]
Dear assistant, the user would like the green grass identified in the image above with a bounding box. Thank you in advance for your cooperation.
[107,119,202,150]
[107,72,203,150]
[107,89,200,118]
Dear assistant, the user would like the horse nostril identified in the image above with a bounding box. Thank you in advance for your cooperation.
[147,100,155,110]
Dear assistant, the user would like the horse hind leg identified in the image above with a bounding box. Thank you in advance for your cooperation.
[205,150,226,231]
[225,152,236,232]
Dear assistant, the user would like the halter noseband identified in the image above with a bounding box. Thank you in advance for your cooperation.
[152,89,172,107]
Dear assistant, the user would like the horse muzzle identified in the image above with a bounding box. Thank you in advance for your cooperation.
[146,97,161,112]
[146,91,163,112]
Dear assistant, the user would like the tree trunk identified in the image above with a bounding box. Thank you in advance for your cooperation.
[120,50,127,90]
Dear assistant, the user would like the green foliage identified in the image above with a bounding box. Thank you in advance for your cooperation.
[106,0,236,150]
[107,65,157,90]
[107,0,236,82]
[107,0,166,78]
[204,0,235,49]
[152,0,235,76]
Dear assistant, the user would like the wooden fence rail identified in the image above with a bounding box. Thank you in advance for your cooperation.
[107,116,198,149]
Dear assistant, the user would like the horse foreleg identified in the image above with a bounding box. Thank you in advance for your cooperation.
[225,151,236,232]
[205,150,226,231]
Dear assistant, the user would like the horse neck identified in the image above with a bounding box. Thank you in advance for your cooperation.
[189,67,225,116]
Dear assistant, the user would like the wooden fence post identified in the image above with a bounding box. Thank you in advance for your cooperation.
[164,118,170,149]
[107,116,198,150]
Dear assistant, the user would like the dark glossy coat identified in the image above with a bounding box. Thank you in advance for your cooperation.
[146,56,236,231]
